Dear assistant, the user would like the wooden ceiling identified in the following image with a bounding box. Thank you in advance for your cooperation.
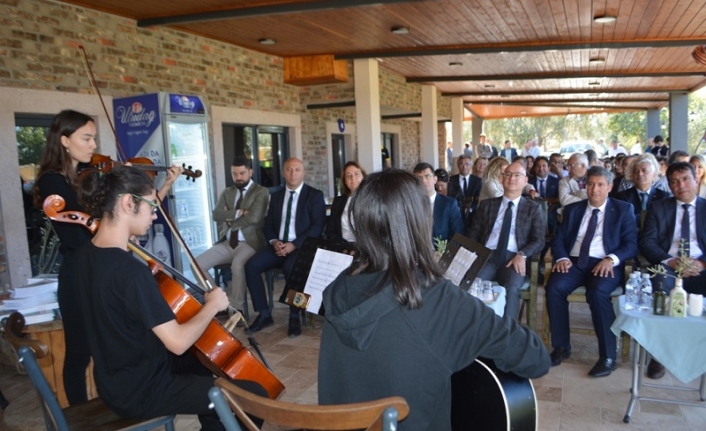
[59,0,706,119]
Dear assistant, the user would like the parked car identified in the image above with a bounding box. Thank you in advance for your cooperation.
[559,141,595,159]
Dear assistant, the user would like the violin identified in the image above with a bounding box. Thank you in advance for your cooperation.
[80,153,202,182]
[42,194,285,399]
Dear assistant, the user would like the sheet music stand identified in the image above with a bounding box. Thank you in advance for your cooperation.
[437,233,492,290]
[280,237,353,314]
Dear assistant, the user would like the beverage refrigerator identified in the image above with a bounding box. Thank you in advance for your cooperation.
[113,92,215,284]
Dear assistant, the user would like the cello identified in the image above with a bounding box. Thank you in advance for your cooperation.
[43,194,285,399]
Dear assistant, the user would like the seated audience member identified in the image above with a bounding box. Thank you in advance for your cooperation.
[607,139,628,157]
[478,157,509,202]
[434,168,449,196]
[413,163,464,248]
[325,161,366,244]
[689,154,706,198]
[469,162,545,320]
[501,139,518,161]
[529,156,560,233]
[549,153,569,178]
[244,158,326,337]
[546,166,637,378]
[639,162,706,379]
[645,138,655,153]
[612,155,635,196]
[472,156,489,180]
[603,159,614,172]
[318,169,550,431]
[525,155,535,173]
[651,135,669,157]
[558,153,589,208]
[615,153,671,230]
[448,155,482,226]
[668,150,689,165]
[75,166,266,430]
[584,149,599,167]
[195,156,269,313]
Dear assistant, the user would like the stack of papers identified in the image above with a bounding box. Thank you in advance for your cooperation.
[0,275,59,325]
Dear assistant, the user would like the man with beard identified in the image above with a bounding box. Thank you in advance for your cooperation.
[195,156,269,314]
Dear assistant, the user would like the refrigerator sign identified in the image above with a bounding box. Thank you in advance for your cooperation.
[113,93,162,162]
[169,94,205,114]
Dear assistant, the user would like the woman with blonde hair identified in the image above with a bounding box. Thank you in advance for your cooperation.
[478,157,509,202]
[689,154,706,198]
[472,157,488,180]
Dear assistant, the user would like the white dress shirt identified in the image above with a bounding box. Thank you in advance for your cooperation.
[340,196,356,243]
[564,201,619,265]
[485,196,521,253]
[278,183,304,242]
[669,198,703,259]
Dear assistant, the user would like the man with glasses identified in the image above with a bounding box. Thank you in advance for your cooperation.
[413,163,464,249]
[469,162,546,320]
[559,153,589,208]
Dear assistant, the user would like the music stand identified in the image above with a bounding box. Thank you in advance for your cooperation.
[437,233,491,290]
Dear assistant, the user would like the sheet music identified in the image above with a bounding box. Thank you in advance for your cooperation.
[444,247,477,286]
[303,249,354,312]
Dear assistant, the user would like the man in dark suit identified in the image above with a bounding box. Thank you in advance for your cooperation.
[244,158,326,337]
[447,155,482,231]
[413,163,465,248]
[545,166,637,378]
[500,139,518,162]
[614,153,671,231]
[638,162,706,379]
[469,161,546,320]
[528,156,559,202]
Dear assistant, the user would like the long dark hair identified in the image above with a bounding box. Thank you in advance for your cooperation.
[33,110,95,207]
[80,166,155,220]
[340,161,367,196]
[349,169,443,309]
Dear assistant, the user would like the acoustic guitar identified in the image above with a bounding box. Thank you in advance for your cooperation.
[451,357,538,431]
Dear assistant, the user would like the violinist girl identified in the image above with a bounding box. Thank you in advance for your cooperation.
[34,110,182,405]
[74,166,265,429]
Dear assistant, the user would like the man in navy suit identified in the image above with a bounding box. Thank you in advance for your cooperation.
[413,163,464,248]
[469,161,546,320]
[245,158,326,336]
[614,153,671,231]
[447,155,482,231]
[545,166,637,377]
[500,140,518,162]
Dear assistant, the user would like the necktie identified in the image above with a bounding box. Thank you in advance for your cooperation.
[494,201,514,266]
[282,190,295,242]
[462,177,467,195]
[577,177,586,190]
[229,188,245,248]
[577,209,599,269]
[680,203,690,257]
[639,192,648,211]
[539,178,545,198]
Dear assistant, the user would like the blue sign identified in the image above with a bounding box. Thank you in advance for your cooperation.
[169,94,205,114]
[337,118,345,133]
[113,93,161,159]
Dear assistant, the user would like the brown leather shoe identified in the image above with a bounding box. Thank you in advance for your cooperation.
[647,359,666,379]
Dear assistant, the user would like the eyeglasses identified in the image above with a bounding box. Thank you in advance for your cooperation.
[501,172,525,179]
[120,193,159,214]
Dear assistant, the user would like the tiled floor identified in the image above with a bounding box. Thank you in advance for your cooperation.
[2,280,705,431]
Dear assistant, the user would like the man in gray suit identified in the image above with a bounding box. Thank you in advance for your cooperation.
[469,161,546,320]
[195,156,269,313]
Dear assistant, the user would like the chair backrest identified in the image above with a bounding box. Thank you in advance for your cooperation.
[4,311,49,358]
[213,378,409,431]
[18,345,71,431]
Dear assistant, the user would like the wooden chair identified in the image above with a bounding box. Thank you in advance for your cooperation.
[518,253,541,332]
[209,377,409,431]
[5,312,175,431]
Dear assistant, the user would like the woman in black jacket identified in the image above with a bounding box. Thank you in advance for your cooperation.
[325,161,366,243]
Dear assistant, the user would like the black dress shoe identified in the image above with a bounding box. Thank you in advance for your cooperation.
[247,315,274,332]
[647,359,666,379]
[288,316,302,338]
[588,357,618,377]
[550,347,571,366]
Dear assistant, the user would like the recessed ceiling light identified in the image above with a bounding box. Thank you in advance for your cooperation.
[589,81,601,85]
[520,110,528,114]
[589,57,606,65]
[449,61,463,66]
[391,26,410,35]
[484,84,495,88]
[594,15,617,24]
[258,38,276,45]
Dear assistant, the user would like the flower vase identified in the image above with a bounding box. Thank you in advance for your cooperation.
[668,278,687,317]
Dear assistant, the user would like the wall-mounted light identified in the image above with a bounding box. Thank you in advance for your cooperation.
[594,15,617,24]
[391,26,410,35]
[258,38,276,45]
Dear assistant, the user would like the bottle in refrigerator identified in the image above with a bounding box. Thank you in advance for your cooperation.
[153,223,172,266]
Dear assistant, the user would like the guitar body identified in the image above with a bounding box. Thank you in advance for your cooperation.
[451,358,537,431]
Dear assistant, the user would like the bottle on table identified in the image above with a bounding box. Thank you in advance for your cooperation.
[668,278,687,317]
[624,272,640,310]
[652,282,667,315]
[638,273,653,312]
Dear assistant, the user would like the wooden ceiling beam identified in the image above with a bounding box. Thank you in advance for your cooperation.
[137,0,424,27]
[407,71,705,83]
[463,98,669,104]
[444,88,688,96]
[470,103,649,111]
[336,39,706,60]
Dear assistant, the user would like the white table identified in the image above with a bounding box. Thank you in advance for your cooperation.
[610,295,706,423]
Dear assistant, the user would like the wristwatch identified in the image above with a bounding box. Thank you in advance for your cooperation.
[517,251,527,259]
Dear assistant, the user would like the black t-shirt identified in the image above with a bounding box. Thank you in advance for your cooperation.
[35,172,92,257]
[75,242,176,417]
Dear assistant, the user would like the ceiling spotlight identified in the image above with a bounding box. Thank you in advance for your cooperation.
[520,110,528,114]
[588,81,601,85]
[391,26,410,35]
[449,61,463,66]
[594,15,617,24]
[258,38,276,45]
[484,84,495,88]
[589,57,606,65]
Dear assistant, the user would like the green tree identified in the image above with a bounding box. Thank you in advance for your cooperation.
[16,126,47,165]
[605,112,646,147]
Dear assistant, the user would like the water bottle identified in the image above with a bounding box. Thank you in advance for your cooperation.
[638,273,653,312]
[624,273,639,310]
